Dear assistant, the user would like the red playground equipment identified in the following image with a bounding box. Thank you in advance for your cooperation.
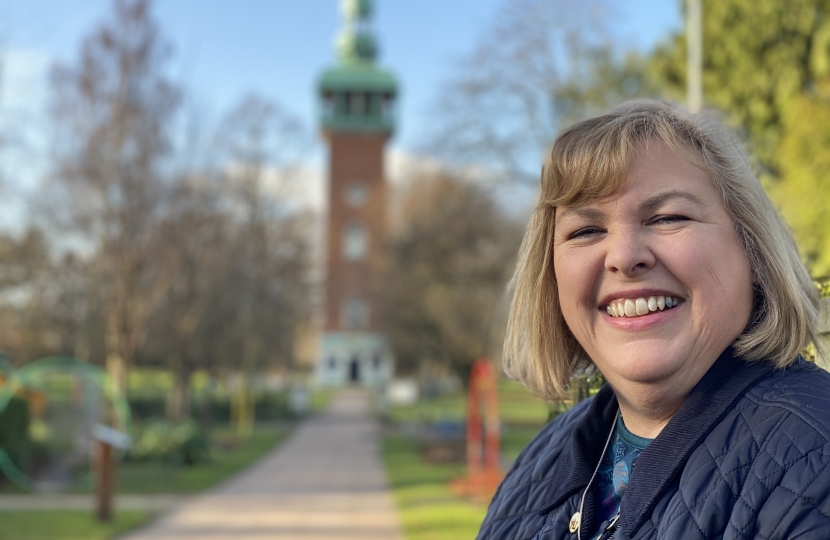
[451,358,503,502]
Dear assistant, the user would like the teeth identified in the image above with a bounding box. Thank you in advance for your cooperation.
[605,295,680,318]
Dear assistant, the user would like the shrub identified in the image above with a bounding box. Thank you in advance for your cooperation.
[0,397,32,476]
[129,391,292,423]
[127,397,167,420]
[128,420,209,465]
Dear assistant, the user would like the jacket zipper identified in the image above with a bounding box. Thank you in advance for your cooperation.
[597,512,620,540]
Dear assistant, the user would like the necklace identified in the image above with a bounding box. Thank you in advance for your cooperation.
[573,408,619,540]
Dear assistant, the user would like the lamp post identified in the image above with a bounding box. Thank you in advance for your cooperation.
[687,0,703,113]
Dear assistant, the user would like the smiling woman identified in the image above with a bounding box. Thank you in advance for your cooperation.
[478,101,830,540]
[553,141,755,438]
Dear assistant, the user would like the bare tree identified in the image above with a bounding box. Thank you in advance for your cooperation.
[211,94,314,433]
[46,0,180,392]
[0,228,57,361]
[133,93,314,423]
[424,0,625,184]
[139,174,232,420]
[378,169,523,383]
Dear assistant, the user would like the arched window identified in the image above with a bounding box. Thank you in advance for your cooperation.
[343,222,368,261]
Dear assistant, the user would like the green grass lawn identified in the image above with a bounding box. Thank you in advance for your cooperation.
[115,425,289,493]
[0,510,150,540]
[383,435,487,540]
[388,379,554,425]
[310,387,334,413]
[0,425,290,540]
[0,424,291,494]
[382,379,565,539]
[383,418,547,538]
[500,424,548,463]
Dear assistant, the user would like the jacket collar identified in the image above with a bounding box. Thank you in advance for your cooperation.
[536,348,775,537]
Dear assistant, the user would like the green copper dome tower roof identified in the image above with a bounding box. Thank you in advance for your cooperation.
[318,0,398,134]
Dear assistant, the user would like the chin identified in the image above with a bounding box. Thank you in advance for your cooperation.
[600,349,686,386]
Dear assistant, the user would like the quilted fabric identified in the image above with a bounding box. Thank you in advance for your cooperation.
[477,350,830,540]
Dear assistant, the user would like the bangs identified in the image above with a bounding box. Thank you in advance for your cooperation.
[539,101,702,210]
[540,123,632,209]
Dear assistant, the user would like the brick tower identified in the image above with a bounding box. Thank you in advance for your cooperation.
[315,0,397,385]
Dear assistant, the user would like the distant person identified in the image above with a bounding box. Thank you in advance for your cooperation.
[477,100,830,539]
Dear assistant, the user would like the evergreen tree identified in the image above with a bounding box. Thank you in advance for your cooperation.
[650,0,830,275]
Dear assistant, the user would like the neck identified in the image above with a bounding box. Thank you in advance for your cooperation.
[615,392,681,439]
[603,352,723,439]
[611,372,704,438]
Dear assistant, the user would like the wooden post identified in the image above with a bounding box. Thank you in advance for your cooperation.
[92,424,130,523]
[95,440,114,522]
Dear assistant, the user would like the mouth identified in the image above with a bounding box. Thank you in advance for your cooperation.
[602,295,682,318]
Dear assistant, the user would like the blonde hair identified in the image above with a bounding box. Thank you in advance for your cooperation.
[503,100,823,401]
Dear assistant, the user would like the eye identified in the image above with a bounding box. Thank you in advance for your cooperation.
[648,215,689,226]
[568,226,605,240]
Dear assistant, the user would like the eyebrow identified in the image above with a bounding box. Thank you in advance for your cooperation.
[556,190,705,222]
[638,190,705,213]
[556,207,605,222]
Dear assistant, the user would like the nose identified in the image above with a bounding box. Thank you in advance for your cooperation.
[604,228,656,276]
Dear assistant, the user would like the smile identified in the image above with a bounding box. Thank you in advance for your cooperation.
[605,296,681,318]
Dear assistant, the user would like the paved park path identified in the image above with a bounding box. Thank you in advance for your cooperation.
[117,387,403,540]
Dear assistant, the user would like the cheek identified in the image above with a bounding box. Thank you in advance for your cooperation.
[553,249,596,318]
[553,252,574,318]
[689,238,754,322]
[553,250,575,293]
[722,247,754,321]
[710,236,752,292]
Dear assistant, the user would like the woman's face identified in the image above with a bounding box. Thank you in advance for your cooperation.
[552,141,753,395]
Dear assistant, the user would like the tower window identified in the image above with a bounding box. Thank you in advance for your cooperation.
[343,222,368,261]
[349,92,369,114]
[345,182,369,206]
[342,297,369,330]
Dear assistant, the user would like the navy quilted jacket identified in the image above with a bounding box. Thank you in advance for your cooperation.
[478,350,830,539]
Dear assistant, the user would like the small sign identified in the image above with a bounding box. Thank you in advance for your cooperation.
[388,379,418,406]
[290,386,309,415]
[92,424,131,450]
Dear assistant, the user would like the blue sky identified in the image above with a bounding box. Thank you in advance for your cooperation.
[0,0,682,220]
[2,0,681,148]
